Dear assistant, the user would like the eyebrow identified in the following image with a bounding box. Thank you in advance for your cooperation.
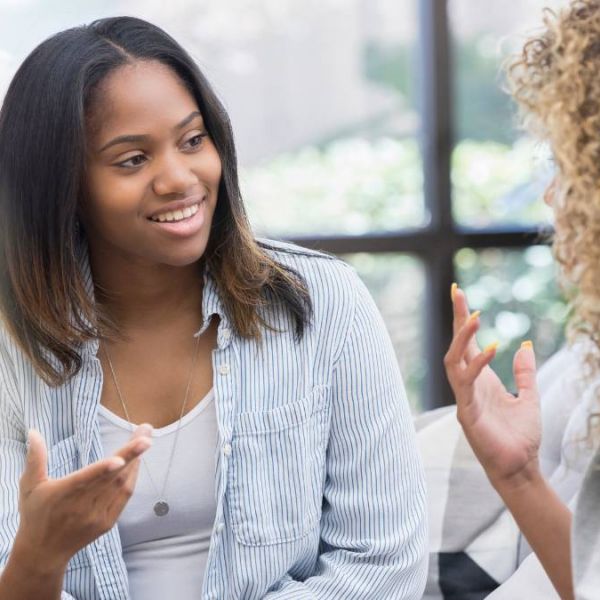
[98,111,203,153]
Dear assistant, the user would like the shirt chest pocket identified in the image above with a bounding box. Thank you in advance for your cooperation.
[229,385,330,546]
[47,435,91,570]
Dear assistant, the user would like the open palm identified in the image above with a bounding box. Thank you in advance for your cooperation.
[444,286,542,488]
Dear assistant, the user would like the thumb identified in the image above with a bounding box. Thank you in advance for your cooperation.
[513,341,538,400]
[22,429,48,488]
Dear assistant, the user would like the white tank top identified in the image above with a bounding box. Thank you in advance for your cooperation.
[98,389,218,599]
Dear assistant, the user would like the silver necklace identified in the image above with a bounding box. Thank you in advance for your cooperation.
[102,333,201,517]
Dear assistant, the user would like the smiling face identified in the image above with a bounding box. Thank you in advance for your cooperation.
[82,60,222,267]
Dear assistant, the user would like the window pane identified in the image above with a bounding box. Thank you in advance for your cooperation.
[342,253,425,412]
[225,0,424,237]
[1,1,424,237]
[150,0,424,237]
[449,0,562,227]
[455,246,567,387]
[0,1,121,97]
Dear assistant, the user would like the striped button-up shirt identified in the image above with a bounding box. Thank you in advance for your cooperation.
[0,238,427,599]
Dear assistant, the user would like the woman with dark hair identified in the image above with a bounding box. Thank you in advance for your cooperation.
[0,16,426,600]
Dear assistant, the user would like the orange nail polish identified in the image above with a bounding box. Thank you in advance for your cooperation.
[483,342,499,354]
[451,282,457,301]
[469,310,481,321]
[521,340,533,350]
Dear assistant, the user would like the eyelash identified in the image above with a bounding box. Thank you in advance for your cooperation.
[115,132,209,169]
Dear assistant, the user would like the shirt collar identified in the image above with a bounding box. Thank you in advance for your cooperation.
[197,265,228,336]
[76,239,227,355]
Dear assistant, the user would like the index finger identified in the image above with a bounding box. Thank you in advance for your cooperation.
[59,435,152,490]
[452,284,481,359]
[452,284,471,335]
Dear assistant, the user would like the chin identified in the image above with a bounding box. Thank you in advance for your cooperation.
[156,238,211,268]
[163,254,206,268]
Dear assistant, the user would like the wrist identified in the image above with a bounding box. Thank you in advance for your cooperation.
[491,463,546,500]
[10,530,69,578]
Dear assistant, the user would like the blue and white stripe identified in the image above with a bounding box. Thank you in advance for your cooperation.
[0,238,427,599]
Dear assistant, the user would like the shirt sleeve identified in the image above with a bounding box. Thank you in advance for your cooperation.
[264,267,428,599]
[0,371,78,600]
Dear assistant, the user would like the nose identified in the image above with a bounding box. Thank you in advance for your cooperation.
[151,153,198,196]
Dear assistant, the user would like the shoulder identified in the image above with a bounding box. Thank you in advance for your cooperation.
[257,237,367,326]
[257,237,382,354]
[539,339,600,472]
[257,237,361,298]
[0,319,27,412]
[538,341,595,413]
[257,236,337,264]
[538,342,588,394]
[0,318,50,400]
[0,319,20,374]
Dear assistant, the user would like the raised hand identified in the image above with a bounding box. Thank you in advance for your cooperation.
[13,424,153,573]
[444,284,542,490]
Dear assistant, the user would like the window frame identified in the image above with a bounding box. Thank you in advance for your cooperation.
[285,0,547,410]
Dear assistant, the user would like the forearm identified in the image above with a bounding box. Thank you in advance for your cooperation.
[494,472,573,600]
[0,535,67,600]
[263,550,426,599]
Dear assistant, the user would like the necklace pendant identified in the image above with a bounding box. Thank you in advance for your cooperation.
[154,501,169,517]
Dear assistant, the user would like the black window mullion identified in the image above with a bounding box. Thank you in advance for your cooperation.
[418,0,455,409]
[287,227,545,260]
[419,0,453,234]
[284,0,548,411]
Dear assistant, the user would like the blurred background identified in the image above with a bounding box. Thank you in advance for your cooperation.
[0,0,568,411]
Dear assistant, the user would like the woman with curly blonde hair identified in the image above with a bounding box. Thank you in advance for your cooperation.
[445,1,600,599]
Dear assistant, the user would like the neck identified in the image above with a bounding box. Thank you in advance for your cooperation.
[87,246,205,334]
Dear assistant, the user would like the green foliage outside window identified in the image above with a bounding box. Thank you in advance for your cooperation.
[243,136,566,410]
[241,31,564,409]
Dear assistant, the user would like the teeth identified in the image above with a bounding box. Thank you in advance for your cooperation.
[151,203,199,223]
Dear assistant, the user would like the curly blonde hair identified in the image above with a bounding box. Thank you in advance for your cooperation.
[507,0,600,373]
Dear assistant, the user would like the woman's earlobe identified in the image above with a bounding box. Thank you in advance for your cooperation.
[543,176,558,207]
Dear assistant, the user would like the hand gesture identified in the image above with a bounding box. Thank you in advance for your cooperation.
[14,424,153,572]
[444,284,542,490]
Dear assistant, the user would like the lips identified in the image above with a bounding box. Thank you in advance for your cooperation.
[147,196,208,238]
[146,194,206,220]
[149,202,200,223]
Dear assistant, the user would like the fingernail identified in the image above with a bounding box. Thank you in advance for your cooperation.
[26,429,39,452]
[483,342,499,353]
[521,340,533,350]
[108,457,126,472]
[136,423,154,437]
[451,282,458,301]
[136,438,152,452]
[469,310,481,322]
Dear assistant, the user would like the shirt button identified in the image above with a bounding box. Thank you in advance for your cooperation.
[221,329,231,341]
[222,443,232,456]
[216,522,225,533]
[218,363,230,375]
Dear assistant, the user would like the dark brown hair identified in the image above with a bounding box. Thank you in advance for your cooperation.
[0,16,312,387]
